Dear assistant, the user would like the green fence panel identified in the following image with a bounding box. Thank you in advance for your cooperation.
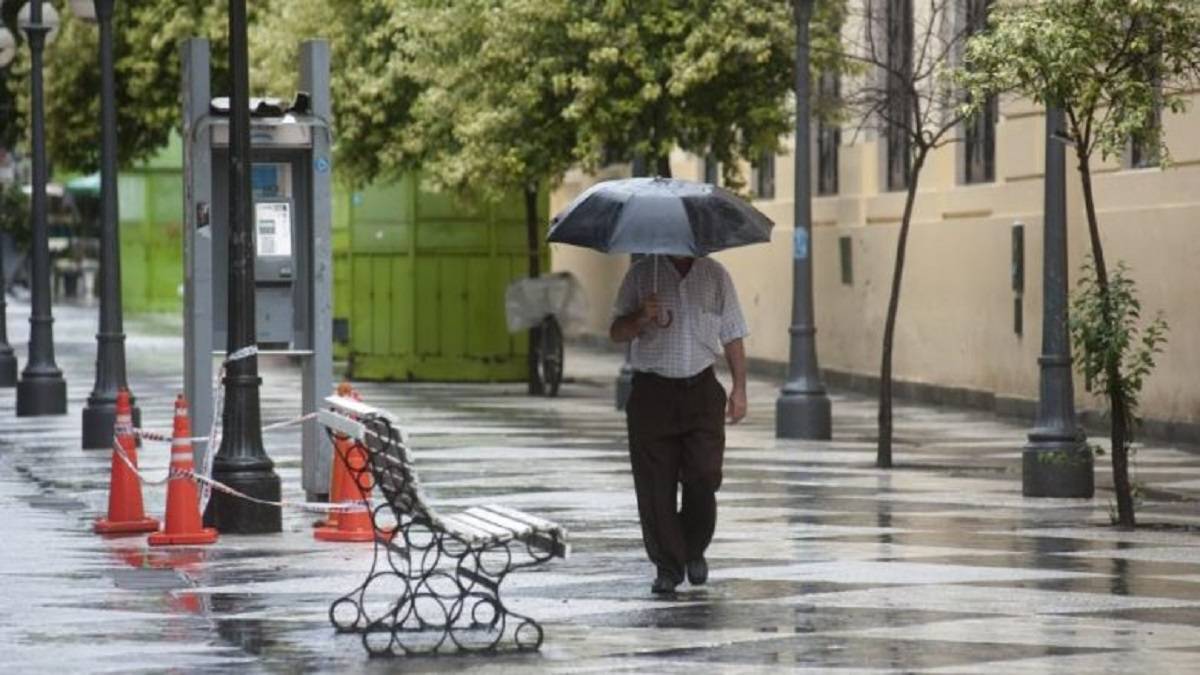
[118,137,183,314]
[345,174,547,382]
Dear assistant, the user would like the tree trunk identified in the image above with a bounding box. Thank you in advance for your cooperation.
[655,154,672,178]
[1077,149,1134,526]
[525,183,543,396]
[877,150,926,469]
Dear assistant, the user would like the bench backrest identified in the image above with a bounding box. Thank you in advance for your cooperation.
[320,396,443,528]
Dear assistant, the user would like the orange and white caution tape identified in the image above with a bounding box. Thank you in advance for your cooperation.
[108,432,363,515]
[133,412,318,445]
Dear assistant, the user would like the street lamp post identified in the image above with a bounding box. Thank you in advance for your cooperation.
[1023,107,1093,497]
[16,0,67,417]
[75,0,139,449]
[776,0,832,439]
[205,0,281,534]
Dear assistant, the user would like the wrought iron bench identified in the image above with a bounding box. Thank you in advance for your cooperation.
[317,395,570,657]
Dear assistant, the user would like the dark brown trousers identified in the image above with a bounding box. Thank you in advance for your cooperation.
[626,368,726,581]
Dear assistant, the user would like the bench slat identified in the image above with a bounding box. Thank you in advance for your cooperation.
[438,514,491,542]
[456,510,521,539]
[480,504,559,534]
[464,506,533,537]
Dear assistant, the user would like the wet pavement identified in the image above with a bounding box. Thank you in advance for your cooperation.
[1,300,1199,673]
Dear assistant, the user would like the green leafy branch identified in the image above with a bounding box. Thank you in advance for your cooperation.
[1069,260,1168,441]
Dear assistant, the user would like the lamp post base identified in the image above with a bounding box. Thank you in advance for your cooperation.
[1022,439,1094,498]
[615,365,633,411]
[82,396,142,450]
[776,390,832,440]
[204,468,282,534]
[0,349,16,387]
[16,375,67,416]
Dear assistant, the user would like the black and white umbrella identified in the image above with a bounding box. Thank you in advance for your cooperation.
[548,177,773,327]
[547,177,774,257]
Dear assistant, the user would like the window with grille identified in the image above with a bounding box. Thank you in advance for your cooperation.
[1129,107,1161,169]
[963,0,995,184]
[754,151,776,200]
[703,154,719,185]
[1122,15,1163,169]
[817,70,841,196]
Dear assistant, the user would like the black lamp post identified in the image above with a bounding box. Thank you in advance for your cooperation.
[74,0,138,448]
[204,0,281,534]
[1023,106,1093,497]
[776,0,832,439]
[16,0,67,417]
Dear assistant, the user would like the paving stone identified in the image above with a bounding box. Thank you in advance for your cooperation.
[1,301,1199,672]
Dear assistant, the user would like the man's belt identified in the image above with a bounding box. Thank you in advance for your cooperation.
[633,367,713,388]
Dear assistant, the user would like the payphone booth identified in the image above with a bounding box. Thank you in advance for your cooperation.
[181,38,334,500]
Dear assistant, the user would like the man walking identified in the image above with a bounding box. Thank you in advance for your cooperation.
[610,254,748,594]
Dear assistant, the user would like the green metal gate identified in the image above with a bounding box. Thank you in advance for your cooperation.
[346,174,548,381]
[119,136,184,314]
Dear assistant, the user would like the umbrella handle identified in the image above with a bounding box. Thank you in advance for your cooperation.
[655,309,673,328]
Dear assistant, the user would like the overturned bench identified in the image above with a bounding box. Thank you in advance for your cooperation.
[317,395,570,657]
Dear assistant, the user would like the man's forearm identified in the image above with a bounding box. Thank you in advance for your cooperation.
[724,338,746,391]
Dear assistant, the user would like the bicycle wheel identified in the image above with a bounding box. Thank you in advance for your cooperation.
[536,316,563,397]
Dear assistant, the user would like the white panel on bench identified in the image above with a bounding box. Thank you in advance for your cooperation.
[317,410,366,441]
[325,395,401,425]
[324,395,409,443]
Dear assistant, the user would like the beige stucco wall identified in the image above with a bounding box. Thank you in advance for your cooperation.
[551,95,1200,427]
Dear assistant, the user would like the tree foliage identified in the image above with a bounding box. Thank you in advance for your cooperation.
[252,0,849,194]
[0,2,26,149]
[1070,262,1168,434]
[564,0,847,187]
[0,2,294,173]
[0,180,29,246]
[251,0,422,187]
[962,0,1200,165]
[5,2,239,173]
[399,0,579,201]
[1069,261,1168,525]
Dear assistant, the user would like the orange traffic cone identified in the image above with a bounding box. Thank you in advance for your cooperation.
[149,395,218,546]
[315,437,378,542]
[95,389,160,535]
[315,382,357,530]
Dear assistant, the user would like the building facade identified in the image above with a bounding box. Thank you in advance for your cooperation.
[551,1,1200,440]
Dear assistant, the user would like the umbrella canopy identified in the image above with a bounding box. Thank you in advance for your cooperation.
[547,177,773,257]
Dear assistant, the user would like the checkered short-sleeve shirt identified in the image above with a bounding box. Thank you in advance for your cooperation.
[613,256,749,378]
